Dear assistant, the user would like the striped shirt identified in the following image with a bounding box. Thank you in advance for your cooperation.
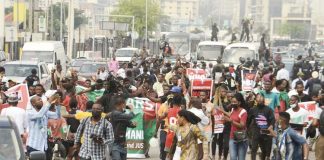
[75,117,114,160]
[26,102,57,151]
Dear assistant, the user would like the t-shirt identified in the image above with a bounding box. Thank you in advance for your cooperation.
[260,90,280,111]
[286,108,308,132]
[25,75,39,87]
[0,106,27,135]
[229,108,247,139]
[165,106,180,152]
[48,118,67,138]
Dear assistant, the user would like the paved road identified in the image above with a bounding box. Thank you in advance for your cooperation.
[130,145,316,160]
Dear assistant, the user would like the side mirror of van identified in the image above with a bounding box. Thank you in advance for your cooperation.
[42,74,49,78]
[29,151,46,160]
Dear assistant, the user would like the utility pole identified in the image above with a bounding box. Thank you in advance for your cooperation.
[0,0,4,51]
[28,0,33,32]
[50,0,53,40]
[67,0,74,59]
[60,0,63,41]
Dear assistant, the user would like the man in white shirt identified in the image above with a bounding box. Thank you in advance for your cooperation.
[276,63,290,81]
[152,74,165,97]
[96,67,108,80]
[116,63,127,78]
[1,94,27,135]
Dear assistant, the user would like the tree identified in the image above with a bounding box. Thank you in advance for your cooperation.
[112,0,160,37]
[279,23,307,39]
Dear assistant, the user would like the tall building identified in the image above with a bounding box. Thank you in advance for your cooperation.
[160,0,199,31]
[245,0,270,29]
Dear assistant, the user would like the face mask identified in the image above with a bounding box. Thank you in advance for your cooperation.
[92,111,101,118]
[232,104,238,109]
[290,104,297,109]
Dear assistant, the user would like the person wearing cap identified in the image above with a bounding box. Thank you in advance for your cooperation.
[24,68,40,87]
[7,79,17,88]
[305,71,322,95]
[291,71,307,90]
[1,94,27,136]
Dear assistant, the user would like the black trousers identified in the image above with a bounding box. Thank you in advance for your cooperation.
[251,135,272,160]
[160,130,167,160]
[211,132,229,158]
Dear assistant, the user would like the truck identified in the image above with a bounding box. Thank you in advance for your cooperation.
[21,41,67,74]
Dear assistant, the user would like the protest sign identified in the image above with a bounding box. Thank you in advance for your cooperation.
[190,79,213,100]
[241,69,258,91]
[126,98,157,158]
[213,109,224,133]
[0,84,29,110]
[186,68,207,80]
[298,101,317,121]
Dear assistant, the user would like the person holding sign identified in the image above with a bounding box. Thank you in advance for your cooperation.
[286,95,309,135]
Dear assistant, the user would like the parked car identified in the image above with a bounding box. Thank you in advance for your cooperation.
[0,116,45,160]
[78,62,108,80]
[68,59,92,72]
[3,61,52,90]
[114,48,139,65]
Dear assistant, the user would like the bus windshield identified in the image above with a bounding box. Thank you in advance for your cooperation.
[223,49,255,64]
[197,45,223,60]
[22,51,53,63]
[165,33,190,56]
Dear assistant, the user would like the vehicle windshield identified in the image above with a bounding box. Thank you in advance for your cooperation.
[168,38,189,56]
[0,128,21,160]
[223,49,255,64]
[197,45,223,60]
[22,51,53,63]
[79,64,106,73]
[4,64,38,77]
[115,50,137,57]
[71,60,90,67]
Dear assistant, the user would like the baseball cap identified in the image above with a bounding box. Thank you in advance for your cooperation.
[170,86,181,93]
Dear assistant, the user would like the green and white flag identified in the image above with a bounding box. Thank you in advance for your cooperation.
[75,85,104,102]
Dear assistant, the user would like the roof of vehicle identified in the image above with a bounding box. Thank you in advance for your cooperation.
[81,61,107,65]
[225,42,259,51]
[4,60,45,65]
[198,41,227,46]
[116,48,138,51]
[23,41,63,51]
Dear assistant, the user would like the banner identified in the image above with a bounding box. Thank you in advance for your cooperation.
[186,68,207,80]
[190,79,213,100]
[213,109,224,133]
[126,98,157,158]
[0,84,29,110]
[75,85,104,102]
[241,69,258,91]
[298,101,317,121]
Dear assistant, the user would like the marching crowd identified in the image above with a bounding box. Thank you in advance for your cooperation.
[0,50,323,160]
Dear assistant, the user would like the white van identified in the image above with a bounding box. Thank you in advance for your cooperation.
[223,42,259,66]
[195,41,227,65]
[114,47,139,64]
[21,41,66,74]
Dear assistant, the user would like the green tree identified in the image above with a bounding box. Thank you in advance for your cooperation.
[279,23,307,39]
[112,0,160,37]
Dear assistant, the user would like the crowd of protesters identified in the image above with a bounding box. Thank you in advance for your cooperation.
[0,45,323,160]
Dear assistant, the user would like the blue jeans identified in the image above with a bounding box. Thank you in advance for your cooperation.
[229,139,248,160]
[111,143,127,160]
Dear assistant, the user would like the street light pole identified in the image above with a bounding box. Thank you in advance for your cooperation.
[60,0,63,41]
[145,0,148,48]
